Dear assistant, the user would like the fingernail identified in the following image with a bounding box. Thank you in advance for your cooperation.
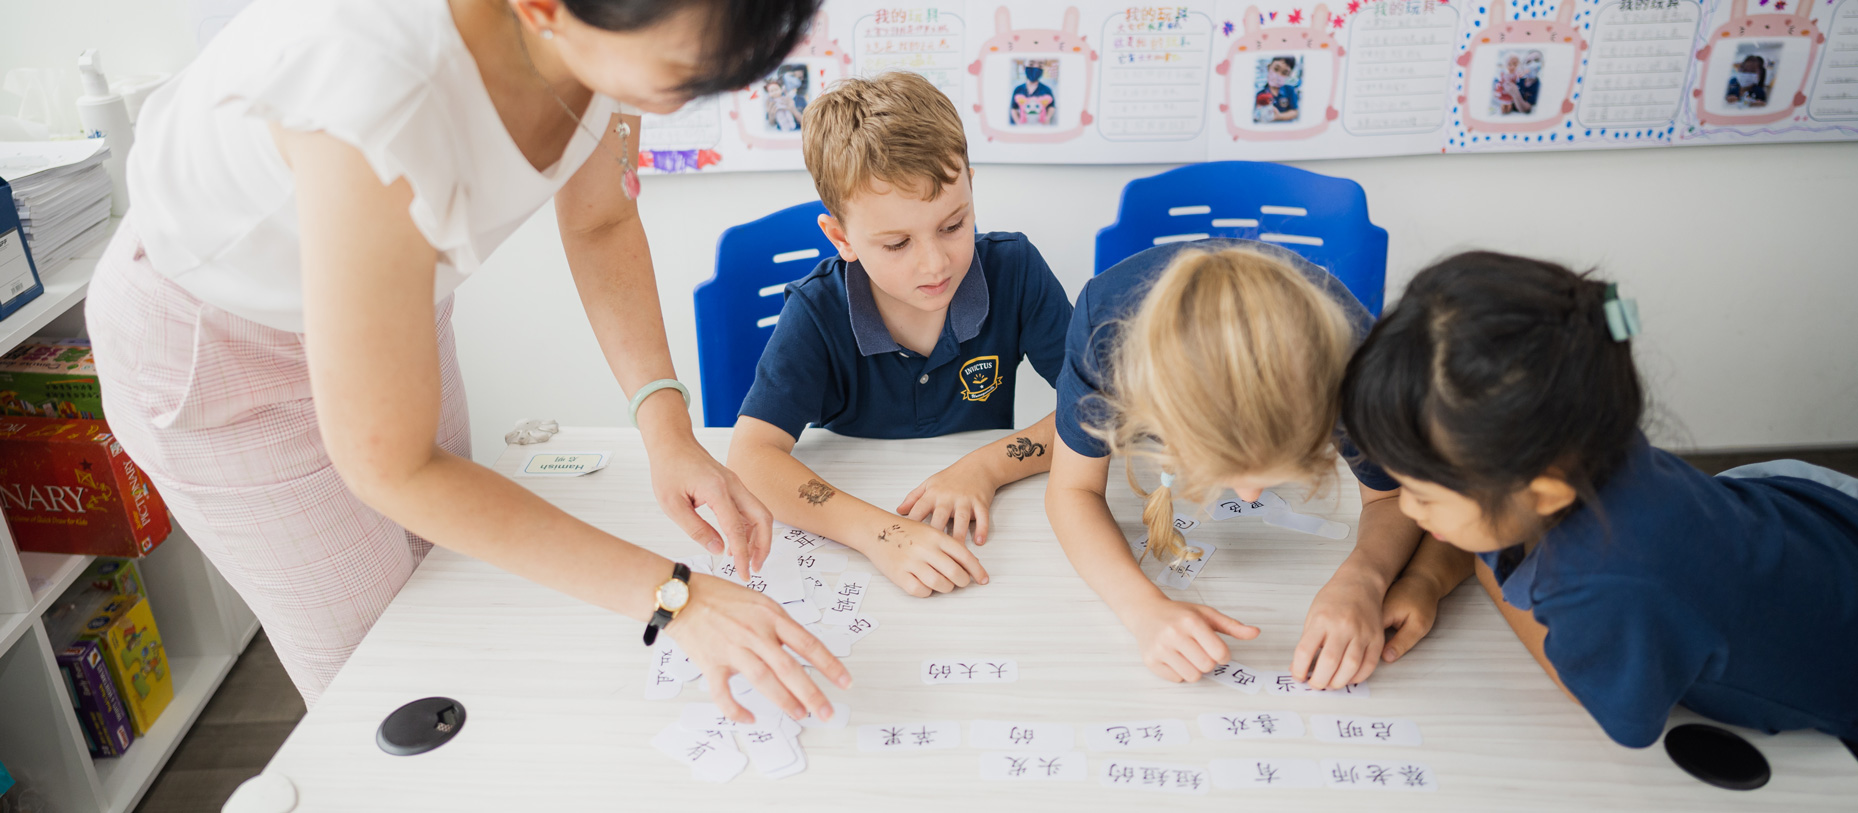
[837,674,852,688]
[820,704,834,721]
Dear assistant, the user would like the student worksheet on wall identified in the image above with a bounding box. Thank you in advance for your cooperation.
[636,0,1857,174]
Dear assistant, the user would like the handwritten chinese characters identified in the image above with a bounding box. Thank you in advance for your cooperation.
[858,721,963,752]
[1321,758,1438,791]
[970,720,1076,750]
[1084,718,1192,751]
[1313,715,1423,746]
[923,659,1020,684]
[1098,760,1210,795]
[1211,757,1324,789]
[979,751,1088,781]
[1197,710,1306,740]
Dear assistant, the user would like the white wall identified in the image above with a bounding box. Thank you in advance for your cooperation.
[7,1,1856,463]
[453,143,1858,462]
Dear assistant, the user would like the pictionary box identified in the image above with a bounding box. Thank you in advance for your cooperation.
[0,339,102,419]
[0,417,171,557]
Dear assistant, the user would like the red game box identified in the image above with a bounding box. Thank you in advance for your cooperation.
[0,418,171,557]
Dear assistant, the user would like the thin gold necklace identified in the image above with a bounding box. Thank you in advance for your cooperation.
[510,10,641,198]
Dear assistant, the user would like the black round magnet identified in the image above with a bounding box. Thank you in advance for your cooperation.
[376,696,466,756]
[1662,723,1770,791]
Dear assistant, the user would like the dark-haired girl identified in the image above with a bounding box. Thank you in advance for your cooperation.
[87,0,849,720]
[1341,251,1858,748]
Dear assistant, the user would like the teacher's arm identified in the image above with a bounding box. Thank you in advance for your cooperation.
[280,126,847,723]
[554,112,774,579]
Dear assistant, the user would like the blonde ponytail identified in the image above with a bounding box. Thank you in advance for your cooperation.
[1086,247,1356,562]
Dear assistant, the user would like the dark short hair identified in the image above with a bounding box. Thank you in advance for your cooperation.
[1340,252,1644,521]
[563,0,823,97]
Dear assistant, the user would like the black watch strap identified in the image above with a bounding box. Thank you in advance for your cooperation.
[642,562,691,646]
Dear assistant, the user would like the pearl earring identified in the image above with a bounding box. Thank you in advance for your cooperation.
[540,29,554,40]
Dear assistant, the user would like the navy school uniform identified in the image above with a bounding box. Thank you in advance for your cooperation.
[1480,436,1858,747]
[1053,237,1399,492]
[739,232,1072,439]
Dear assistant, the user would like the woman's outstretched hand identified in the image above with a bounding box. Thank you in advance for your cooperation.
[668,573,852,724]
[649,437,774,580]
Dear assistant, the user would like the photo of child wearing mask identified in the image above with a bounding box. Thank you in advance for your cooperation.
[1253,56,1301,123]
[764,63,809,133]
[1725,51,1770,108]
[1010,61,1058,126]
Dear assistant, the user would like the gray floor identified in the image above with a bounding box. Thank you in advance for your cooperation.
[129,446,1858,812]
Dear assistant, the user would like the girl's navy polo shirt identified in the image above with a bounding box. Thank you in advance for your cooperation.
[1052,237,1398,492]
[1480,437,1858,747]
[738,232,1072,440]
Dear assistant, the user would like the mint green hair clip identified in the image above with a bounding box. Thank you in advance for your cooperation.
[1602,283,1641,343]
[1159,472,1175,489]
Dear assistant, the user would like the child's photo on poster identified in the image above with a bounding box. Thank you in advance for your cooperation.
[1252,55,1302,124]
[1725,43,1779,109]
[1490,48,1543,116]
[1009,59,1059,126]
[762,62,810,133]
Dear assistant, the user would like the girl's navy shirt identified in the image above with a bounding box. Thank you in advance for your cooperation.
[1480,437,1858,747]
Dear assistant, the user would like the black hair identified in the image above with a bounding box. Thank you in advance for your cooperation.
[1340,251,1644,523]
[561,0,823,97]
[1270,56,1296,70]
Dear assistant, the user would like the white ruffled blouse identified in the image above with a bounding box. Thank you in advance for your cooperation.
[126,0,630,332]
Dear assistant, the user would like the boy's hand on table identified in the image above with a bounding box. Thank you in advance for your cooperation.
[1380,571,1447,664]
[669,573,851,725]
[1123,596,1261,683]
[863,519,990,598]
[1292,573,1388,689]
[898,458,1001,545]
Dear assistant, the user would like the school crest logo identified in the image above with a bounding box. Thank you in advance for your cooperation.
[959,355,1002,402]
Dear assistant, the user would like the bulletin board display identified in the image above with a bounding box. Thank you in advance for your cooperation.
[635,0,1857,173]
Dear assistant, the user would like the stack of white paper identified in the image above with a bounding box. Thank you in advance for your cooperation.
[0,141,113,273]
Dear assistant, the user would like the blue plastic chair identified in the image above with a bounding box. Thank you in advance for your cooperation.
[694,200,837,427]
[1094,161,1388,315]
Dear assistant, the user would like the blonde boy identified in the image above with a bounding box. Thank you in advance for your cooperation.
[727,72,1071,597]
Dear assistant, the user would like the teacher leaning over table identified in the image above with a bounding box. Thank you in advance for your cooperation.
[83,0,848,720]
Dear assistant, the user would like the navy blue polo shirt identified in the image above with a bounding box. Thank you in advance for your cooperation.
[739,232,1072,439]
[1053,237,1397,492]
[1479,436,1858,748]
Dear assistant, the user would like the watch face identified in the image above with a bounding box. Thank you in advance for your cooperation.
[659,578,690,612]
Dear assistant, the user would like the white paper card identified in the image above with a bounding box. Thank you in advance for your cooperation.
[788,552,848,572]
[519,451,609,477]
[858,721,962,752]
[738,728,806,779]
[970,720,1075,750]
[1098,760,1210,795]
[979,751,1087,781]
[1156,543,1216,589]
[1083,719,1191,751]
[1197,710,1304,740]
[644,652,684,700]
[1207,661,1265,694]
[650,723,746,782]
[818,571,871,624]
[1312,715,1422,746]
[680,702,741,732]
[1321,759,1438,791]
[829,615,879,643]
[781,597,821,625]
[922,659,1018,684]
[1264,671,1371,698]
[1207,491,1283,520]
[656,639,700,682]
[1210,758,1323,789]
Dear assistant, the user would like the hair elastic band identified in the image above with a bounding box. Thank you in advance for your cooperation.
[1602,283,1641,342]
[1159,472,1175,488]
[628,379,691,426]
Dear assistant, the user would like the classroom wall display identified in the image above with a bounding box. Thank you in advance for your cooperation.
[636,0,1854,174]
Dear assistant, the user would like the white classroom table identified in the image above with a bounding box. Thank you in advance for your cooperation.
[259,427,1858,810]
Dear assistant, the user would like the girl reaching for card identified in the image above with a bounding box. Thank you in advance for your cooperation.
[1340,251,1858,747]
[1046,240,1456,687]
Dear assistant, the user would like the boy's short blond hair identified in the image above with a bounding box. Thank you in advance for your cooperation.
[801,72,969,220]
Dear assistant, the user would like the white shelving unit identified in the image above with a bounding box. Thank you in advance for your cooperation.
[0,221,260,813]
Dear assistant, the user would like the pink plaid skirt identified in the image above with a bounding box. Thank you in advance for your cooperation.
[86,220,470,706]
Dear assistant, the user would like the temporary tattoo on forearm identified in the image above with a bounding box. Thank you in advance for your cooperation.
[799,478,836,505]
[1005,437,1047,461]
[878,523,907,548]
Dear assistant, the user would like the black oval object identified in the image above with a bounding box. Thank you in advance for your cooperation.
[1663,723,1770,791]
[377,697,466,756]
